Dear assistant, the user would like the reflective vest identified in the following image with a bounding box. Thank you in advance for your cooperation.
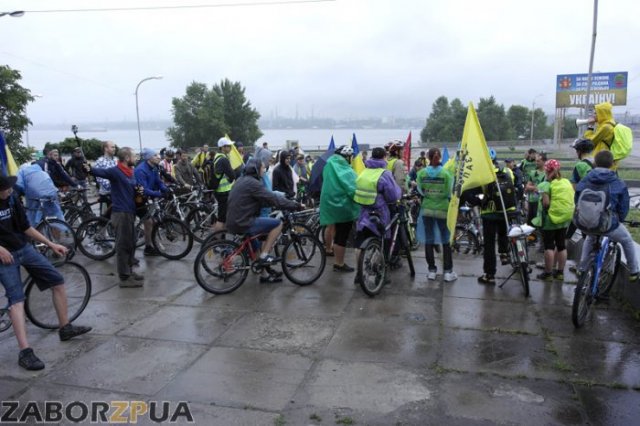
[214,153,233,193]
[354,168,385,205]
[386,158,398,172]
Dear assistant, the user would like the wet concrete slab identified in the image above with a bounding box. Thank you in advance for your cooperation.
[255,284,354,317]
[91,277,193,303]
[158,346,312,411]
[346,294,440,325]
[137,402,280,426]
[324,318,440,367]
[576,385,640,426]
[443,296,540,334]
[46,336,206,395]
[72,299,161,335]
[169,281,270,311]
[0,378,29,400]
[216,312,337,356]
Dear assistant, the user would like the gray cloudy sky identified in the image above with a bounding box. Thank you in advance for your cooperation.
[2,0,639,125]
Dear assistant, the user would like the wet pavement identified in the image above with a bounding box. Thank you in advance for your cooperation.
[2,244,640,425]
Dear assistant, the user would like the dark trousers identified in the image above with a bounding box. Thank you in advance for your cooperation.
[425,244,453,273]
[112,212,136,279]
[482,216,508,276]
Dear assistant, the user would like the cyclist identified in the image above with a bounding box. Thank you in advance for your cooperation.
[320,145,360,272]
[0,175,91,370]
[583,102,618,169]
[159,149,176,180]
[533,160,574,282]
[15,163,65,226]
[519,148,538,178]
[174,149,202,190]
[569,138,595,189]
[477,148,517,285]
[576,150,639,281]
[211,137,238,233]
[35,148,77,191]
[94,141,117,216]
[226,159,302,282]
[417,148,457,282]
[65,147,89,196]
[524,152,547,244]
[353,147,402,285]
[385,140,407,191]
[191,144,210,174]
[272,151,295,199]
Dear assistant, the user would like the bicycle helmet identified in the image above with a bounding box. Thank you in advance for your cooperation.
[488,148,496,161]
[544,159,561,172]
[335,145,354,158]
[570,138,594,153]
[387,140,404,156]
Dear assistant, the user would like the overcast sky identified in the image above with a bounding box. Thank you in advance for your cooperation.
[2,0,638,125]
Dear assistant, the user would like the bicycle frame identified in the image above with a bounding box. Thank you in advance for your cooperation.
[587,235,610,297]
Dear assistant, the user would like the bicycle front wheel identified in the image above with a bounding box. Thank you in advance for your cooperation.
[193,240,249,294]
[399,224,415,277]
[572,267,595,328]
[152,217,193,260]
[35,219,77,264]
[453,225,479,255]
[598,244,621,298]
[358,237,386,297]
[281,233,326,286]
[186,206,217,243]
[25,261,92,329]
[76,217,116,260]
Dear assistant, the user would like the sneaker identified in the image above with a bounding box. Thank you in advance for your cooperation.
[444,271,458,282]
[477,274,495,285]
[259,274,283,284]
[333,263,355,272]
[553,270,564,281]
[537,272,553,282]
[59,323,92,342]
[19,348,45,371]
[499,253,510,265]
[144,246,161,256]
[535,262,546,270]
[427,271,437,280]
[256,254,281,265]
[120,273,144,288]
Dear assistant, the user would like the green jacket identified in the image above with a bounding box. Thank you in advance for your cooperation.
[417,166,453,219]
[320,155,361,226]
[527,169,545,203]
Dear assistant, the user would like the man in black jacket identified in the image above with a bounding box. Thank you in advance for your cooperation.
[272,151,295,199]
[65,148,89,197]
[36,149,77,190]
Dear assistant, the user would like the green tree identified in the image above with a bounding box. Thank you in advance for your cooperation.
[45,138,105,161]
[561,117,578,139]
[421,96,452,143]
[477,96,511,141]
[531,108,553,139]
[507,105,530,138]
[166,82,227,149]
[213,79,262,145]
[0,65,34,165]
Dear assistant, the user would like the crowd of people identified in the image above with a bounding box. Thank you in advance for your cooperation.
[1,101,637,372]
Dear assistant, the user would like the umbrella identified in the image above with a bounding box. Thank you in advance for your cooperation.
[308,149,335,196]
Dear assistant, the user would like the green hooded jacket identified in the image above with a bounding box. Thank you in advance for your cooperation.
[319,155,361,225]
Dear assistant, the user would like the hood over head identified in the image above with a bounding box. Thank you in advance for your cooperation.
[594,102,614,124]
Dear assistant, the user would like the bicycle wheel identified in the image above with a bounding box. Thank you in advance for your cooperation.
[358,237,385,297]
[0,307,11,332]
[598,244,621,298]
[76,217,116,260]
[152,217,193,260]
[186,206,217,243]
[35,219,77,264]
[519,262,530,298]
[281,233,326,286]
[194,240,249,294]
[134,217,145,248]
[25,261,92,329]
[572,267,595,328]
[453,225,479,255]
[399,224,415,277]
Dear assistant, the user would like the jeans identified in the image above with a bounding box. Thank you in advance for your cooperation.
[482,216,508,276]
[579,224,639,274]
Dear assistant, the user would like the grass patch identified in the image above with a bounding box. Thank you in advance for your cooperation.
[310,413,322,422]
[626,209,640,244]
[617,169,640,181]
[274,415,286,426]
[335,416,355,425]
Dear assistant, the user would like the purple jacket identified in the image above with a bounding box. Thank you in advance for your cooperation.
[356,158,402,237]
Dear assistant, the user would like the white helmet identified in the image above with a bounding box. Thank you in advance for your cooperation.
[335,145,354,158]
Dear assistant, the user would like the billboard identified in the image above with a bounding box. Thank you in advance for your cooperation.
[556,71,628,108]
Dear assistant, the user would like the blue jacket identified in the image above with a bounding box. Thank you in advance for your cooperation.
[575,167,629,231]
[134,161,167,198]
[91,166,137,214]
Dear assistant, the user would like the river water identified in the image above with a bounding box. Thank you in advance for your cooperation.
[26,128,424,152]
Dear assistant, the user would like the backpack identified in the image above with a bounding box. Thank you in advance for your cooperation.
[483,168,517,212]
[202,158,220,190]
[547,178,575,224]
[609,123,633,161]
[573,184,614,234]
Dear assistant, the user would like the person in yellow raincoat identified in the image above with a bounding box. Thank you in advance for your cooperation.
[583,102,617,169]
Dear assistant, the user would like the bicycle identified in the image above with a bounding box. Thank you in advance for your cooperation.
[498,218,534,298]
[357,197,416,297]
[571,218,640,328]
[0,260,92,331]
[59,188,103,229]
[453,204,483,255]
[193,210,326,294]
[27,198,77,263]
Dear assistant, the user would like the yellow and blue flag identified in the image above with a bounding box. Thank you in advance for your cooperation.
[351,133,365,175]
[0,131,18,176]
[224,134,245,170]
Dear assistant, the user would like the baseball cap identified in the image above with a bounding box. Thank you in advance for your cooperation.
[217,137,234,148]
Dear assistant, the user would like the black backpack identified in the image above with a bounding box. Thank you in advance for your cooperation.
[483,168,517,212]
[202,158,220,190]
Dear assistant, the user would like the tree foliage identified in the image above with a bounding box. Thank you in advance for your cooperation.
[45,138,105,161]
[0,65,34,164]
[167,79,261,149]
[421,95,554,143]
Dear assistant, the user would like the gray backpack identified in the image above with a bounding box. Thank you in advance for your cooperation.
[573,185,613,234]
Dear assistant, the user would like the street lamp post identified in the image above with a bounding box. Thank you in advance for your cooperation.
[135,76,163,153]
[530,94,543,147]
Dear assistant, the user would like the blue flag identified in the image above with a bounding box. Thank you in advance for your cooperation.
[442,146,450,164]
[328,135,336,151]
[351,133,360,155]
[0,131,9,176]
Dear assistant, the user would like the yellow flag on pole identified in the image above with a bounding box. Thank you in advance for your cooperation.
[224,134,245,170]
[446,103,497,241]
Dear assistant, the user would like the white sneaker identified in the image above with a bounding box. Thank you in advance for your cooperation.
[427,271,437,280]
[443,271,458,282]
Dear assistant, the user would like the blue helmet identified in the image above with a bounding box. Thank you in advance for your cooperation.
[489,148,496,161]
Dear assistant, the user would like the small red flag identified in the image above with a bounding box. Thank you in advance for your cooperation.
[403,131,412,172]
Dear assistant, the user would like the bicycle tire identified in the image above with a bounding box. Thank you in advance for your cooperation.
[281,233,326,286]
[24,261,92,329]
[453,226,479,255]
[572,267,595,328]
[0,308,11,332]
[358,237,386,297]
[185,206,218,243]
[519,262,530,298]
[152,217,193,260]
[76,216,116,260]
[134,217,145,248]
[35,219,77,263]
[193,240,249,294]
[399,224,415,277]
[598,244,621,298]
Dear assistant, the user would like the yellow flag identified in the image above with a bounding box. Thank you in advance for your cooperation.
[446,103,497,240]
[352,153,365,175]
[224,134,245,170]
[5,146,18,176]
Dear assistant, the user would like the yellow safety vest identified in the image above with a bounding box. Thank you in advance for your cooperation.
[386,158,398,172]
[354,168,385,205]
[214,153,233,193]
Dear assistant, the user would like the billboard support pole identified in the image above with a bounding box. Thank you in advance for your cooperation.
[583,0,599,117]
